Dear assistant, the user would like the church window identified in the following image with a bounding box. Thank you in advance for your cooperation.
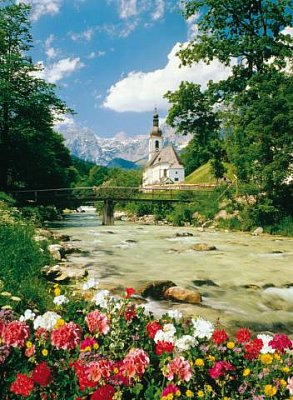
[163,169,167,177]
[174,177,179,182]
[155,140,159,150]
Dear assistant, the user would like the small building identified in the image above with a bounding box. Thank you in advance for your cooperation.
[142,110,185,186]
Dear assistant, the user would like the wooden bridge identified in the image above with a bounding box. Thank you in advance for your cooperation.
[13,185,216,225]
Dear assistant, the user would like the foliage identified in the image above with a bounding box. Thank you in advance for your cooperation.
[0,283,292,399]
[0,1,74,190]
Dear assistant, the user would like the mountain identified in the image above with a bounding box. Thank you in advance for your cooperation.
[59,124,190,166]
[107,158,139,170]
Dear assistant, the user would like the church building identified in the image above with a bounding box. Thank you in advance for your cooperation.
[142,110,185,187]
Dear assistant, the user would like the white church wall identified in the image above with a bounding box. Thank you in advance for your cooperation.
[169,167,185,183]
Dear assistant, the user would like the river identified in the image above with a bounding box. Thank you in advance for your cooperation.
[48,210,293,335]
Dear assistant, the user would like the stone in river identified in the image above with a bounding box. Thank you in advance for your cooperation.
[164,286,201,304]
[192,243,217,251]
[138,280,176,300]
[193,279,219,287]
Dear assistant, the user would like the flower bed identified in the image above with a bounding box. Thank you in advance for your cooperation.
[0,281,292,399]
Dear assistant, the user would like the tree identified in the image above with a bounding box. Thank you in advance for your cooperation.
[179,0,292,95]
[0,1,73,189]
[164,81,222,175]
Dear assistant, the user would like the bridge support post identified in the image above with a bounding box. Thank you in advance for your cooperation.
[102,199,115,225]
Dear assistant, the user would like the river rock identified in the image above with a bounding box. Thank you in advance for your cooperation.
[138,280,176,300]
[176,232,194,237]
[48,244,63,260]
[164,286,201,304]
[42,263,88,283]
[252,227,263,236]
[192,243,217,251]
[193,279,219,287]
[42,264,63,280]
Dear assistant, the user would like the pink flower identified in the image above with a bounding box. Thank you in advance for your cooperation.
[209,361,235,379]
[164,356,192,382]
[10,374,34,397]
[287,377,293,395]
[4,321,30,348]
[123,348,150,378]
[85,310,110,335]
[80,336,98,352]
[86,359,112,382]
[269,334,292,353]
[162,383,180,397]
[51,322,81,350]
[25,344,35,357]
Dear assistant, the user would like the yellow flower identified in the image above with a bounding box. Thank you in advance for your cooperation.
[279,379,287,387]
[260,353,273,365]
[223,397,230,400]
[175,390,181,397]
[227,341,235,349]
[54,318,65,329]
[113,367,119,374]
[205,385,213,393]
[54,287,61,296]
[26,341,33,349]
[186,390,194,398]
[195,358,204,367]
[243,368,251,377]
[282,366,290,373]
[93,343,99,350]
[197,391,204,398]
[274,353,281,361]
[42,349,48,357]
[208,355,215,362]
[264,385,277,397]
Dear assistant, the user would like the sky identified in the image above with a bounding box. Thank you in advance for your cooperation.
[21,0,233,138]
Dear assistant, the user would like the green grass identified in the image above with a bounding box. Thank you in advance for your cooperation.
[184,161,235,184]
[0,221,52,311]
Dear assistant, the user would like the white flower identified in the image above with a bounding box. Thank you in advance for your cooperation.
[167,309,183,321]
[92,290,110,308]
[82,278,99,291]
[33,311,61,331]
[175,335,197,352]
[154,323,176,343]
[192,317,214,339]
[53,295,69,305]
[19,309,35,321]
[257,334,275,354]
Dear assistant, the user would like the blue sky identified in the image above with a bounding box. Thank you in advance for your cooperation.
[22,0,232,137]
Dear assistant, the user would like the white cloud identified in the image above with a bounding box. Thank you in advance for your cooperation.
[103,42,232,112]
[38,58,85,84]
[53,114,75,129]
[17,0,62,21]
[45,34,58,59]
[281,26,293,37]
[119,0,138,19]
[70,27,95,42]
[186,13,200,40]
[152,0,165,20]
[88,50,106,59]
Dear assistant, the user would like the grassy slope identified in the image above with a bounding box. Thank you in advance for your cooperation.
[184,161,235,184]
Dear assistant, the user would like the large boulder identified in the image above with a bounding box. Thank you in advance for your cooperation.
[252,227,263,236]
[48,244,63,260]
[138,280,176,300]
[164,286,201,304]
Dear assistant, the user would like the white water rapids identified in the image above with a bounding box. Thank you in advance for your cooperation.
[48,210,293,335]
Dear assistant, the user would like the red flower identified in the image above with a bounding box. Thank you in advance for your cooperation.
[269,334,292,353]
[244,338,263,360]
[4,321,30,348]
[236,328,251,343]
[146,321,162,339]
[125,287,136,299]
[51,322,81,350]
[32,362,52,386]
[91,384,115,400]
[209,361,235,379]
[155,341,174,355]
[124,306,137,321]
[10,374,34,397]
[162,384,180,397]
[72,361,97,391]
[212,329,229,345]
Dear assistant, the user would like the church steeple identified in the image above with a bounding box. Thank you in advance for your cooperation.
[148,108,163,160]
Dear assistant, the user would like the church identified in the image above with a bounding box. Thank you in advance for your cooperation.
[142,110,185,187]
